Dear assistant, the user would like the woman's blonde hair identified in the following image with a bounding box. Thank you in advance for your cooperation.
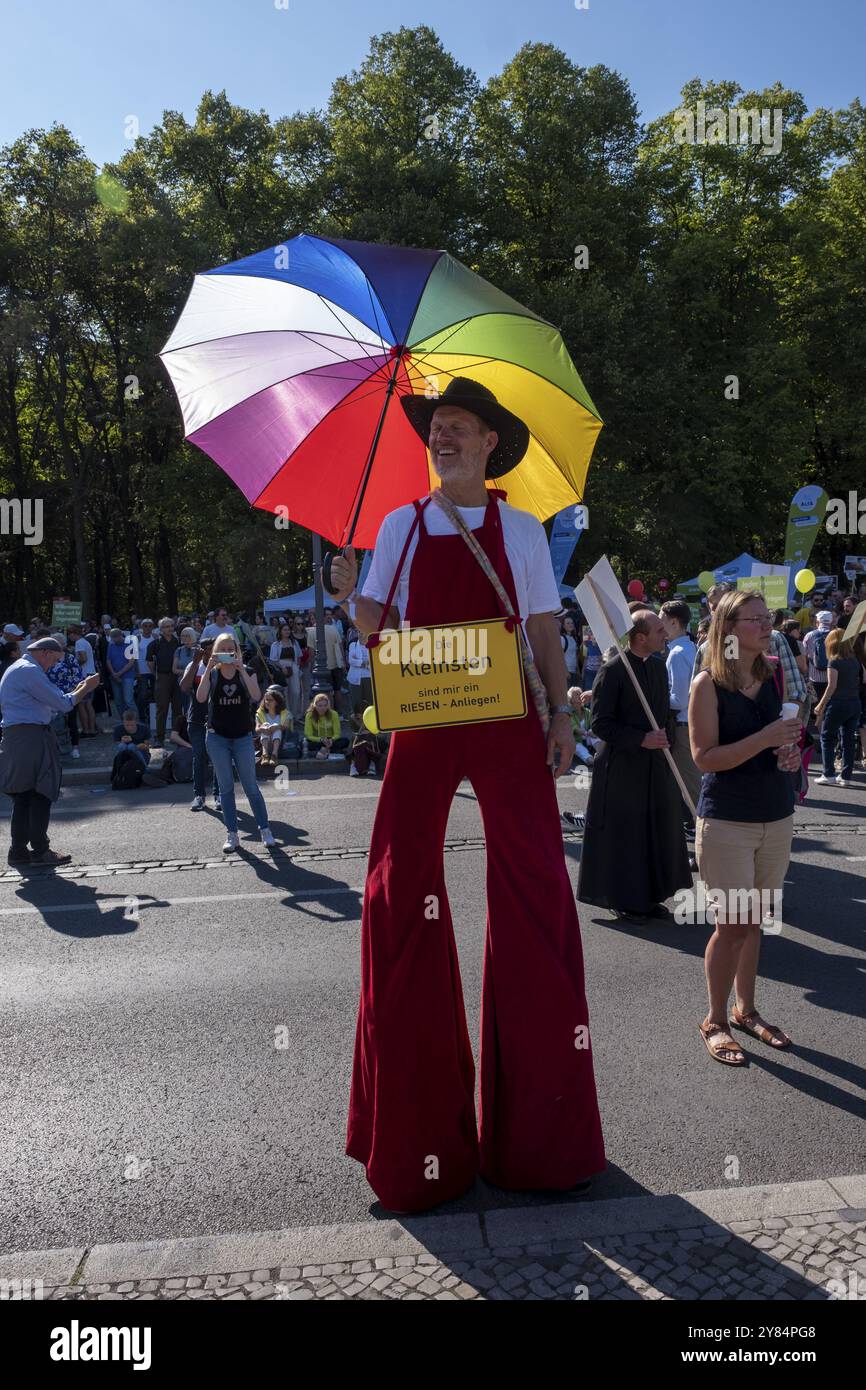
[306,693,331,725]
[825,628,854,660]
[705,589,775,691]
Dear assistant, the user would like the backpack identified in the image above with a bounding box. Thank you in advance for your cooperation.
[164,746,194,782]
[111,750,143,790]
[812,631,828,673]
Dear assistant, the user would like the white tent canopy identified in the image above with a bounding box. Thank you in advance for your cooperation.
[263,586,317,615]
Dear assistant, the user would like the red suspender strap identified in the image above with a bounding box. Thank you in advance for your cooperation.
[366,499,430,650]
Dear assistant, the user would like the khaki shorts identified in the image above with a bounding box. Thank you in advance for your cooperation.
[696,815,793,897]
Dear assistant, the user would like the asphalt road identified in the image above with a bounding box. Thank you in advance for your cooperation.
[1,768,864,1255]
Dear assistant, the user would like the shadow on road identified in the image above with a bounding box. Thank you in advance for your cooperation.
[361,1171,836,1301]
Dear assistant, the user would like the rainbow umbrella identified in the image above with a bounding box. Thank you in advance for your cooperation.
[160,234,602,550]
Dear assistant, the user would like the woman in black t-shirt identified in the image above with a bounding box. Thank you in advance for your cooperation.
[196,634,275,853]
[690,590,801,1065]
[813,629,861,785]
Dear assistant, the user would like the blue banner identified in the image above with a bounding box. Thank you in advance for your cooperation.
[549,505,586,587]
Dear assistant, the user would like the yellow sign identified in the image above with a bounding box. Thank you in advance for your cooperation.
[369,618,527,732]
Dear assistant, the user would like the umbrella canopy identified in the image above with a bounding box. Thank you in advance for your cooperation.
[160,234,603,549]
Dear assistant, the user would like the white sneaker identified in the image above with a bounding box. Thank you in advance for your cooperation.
[815,775,834,785]
[350,764,360,777]
[260,826,276,847]
[223,832,239,853]
[71,748,81,759]
[366,766,377,777]
[836,776,853,787]
[190,796,205,812]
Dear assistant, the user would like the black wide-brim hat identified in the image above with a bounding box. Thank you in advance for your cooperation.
[400,377,530,479]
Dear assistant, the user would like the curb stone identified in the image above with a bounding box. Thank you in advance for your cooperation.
[3,1176,865,1302]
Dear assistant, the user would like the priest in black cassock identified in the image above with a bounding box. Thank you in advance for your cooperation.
[578,609,692,923]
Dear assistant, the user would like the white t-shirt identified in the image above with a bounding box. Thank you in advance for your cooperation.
[201,621,232,640]
[135,633,154,674]
[362,499,561,654]
[74,637,96,676]
[347,639,371,684]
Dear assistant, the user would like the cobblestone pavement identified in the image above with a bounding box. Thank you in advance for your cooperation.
[36,1210,866,1301]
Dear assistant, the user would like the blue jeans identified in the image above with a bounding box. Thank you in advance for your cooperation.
[189,720,220,801]
[820,697,860,779]
[110,674,136,716]
[205,732,269,834]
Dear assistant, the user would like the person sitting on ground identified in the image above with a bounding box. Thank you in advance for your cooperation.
[111,708,165,789]
[255,686,295,764]
[349,728,383,777]
[559,687,593,832]
[304,692,349,760]
[113,708,151,762]
[566,685,596,767]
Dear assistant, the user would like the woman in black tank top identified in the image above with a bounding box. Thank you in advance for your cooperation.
[689,590,800,1067]
[196,634,275,854]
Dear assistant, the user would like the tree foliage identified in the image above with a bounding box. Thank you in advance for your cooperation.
[1,29,862,618]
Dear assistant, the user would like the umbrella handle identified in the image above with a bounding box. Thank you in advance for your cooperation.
[321,549,340,598]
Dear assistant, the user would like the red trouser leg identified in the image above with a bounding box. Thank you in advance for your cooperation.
[346,726,479,1212]
[468,711,606,1191]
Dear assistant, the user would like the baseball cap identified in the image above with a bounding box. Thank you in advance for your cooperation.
[3,623,24,638]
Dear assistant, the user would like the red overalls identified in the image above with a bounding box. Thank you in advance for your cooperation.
[346,492,605,1212]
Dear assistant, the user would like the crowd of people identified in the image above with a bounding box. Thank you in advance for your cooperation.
[0,602,389,857]
[0,582,861,870]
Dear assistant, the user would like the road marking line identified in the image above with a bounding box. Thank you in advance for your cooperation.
[0,887,359,916]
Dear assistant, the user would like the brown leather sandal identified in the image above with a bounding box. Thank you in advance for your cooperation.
[730,1007,791,1049]
[699,1019,746,1066]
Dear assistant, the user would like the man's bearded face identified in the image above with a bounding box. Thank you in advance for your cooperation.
[429,406,496,483]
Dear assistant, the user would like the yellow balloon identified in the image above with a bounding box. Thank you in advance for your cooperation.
[794,568,815,594]
[697,571,716,593]
[362,705,380,734]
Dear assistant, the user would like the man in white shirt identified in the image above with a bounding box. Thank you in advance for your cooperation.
[327,377,604,1217]
[201,607,232,641]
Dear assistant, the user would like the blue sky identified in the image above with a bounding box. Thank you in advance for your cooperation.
[2,0,863,166]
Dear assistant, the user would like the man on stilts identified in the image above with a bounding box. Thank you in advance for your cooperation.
[329,378,605,1213]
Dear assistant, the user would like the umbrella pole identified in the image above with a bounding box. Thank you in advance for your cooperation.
[310,532,335,702]
[322,353,404,595]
